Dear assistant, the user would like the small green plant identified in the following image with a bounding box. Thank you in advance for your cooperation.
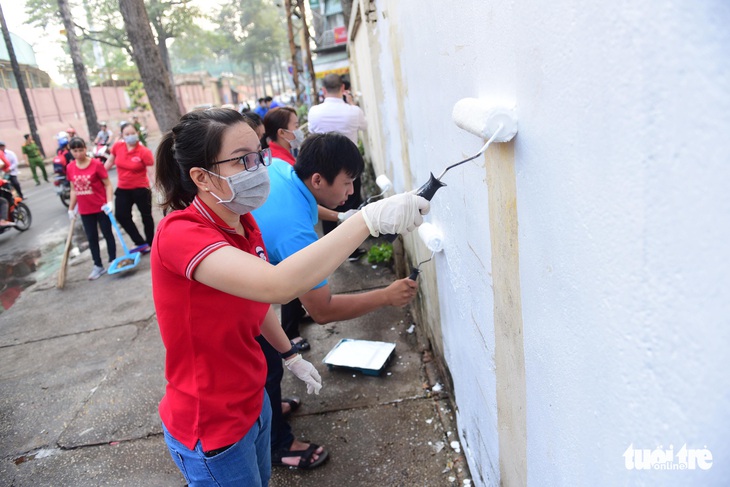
[367,243,393,264]
[125,80,152,113]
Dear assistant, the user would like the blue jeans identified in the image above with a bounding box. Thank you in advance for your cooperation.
[162,391,272,486]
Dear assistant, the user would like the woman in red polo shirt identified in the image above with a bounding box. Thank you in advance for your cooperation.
[152,108,428,485]
[263,107,301,166]
[104,122,155,253]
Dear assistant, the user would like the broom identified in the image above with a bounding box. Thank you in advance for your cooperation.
[57,215,76,289]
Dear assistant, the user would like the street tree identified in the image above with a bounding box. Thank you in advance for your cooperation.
[0,4,45,155]
[27,0,199,87]
[215,0,288,97]
[58,0,100,140]
[146,0,199,87]
[118,0,180,132]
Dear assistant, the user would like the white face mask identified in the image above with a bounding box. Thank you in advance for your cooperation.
[124,134,139,145]
[285,129,305,150]
[205,167,270,215]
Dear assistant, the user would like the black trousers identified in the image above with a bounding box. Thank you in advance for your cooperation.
[114,187,154,246]
[80,212,116,267]
[281,298,306,341]
[256,335,294,454]
[8,175,23,198]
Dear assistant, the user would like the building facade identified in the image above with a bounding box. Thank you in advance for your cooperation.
[0,32,52,89]
[347,1,729,485]
[310,0,350,80]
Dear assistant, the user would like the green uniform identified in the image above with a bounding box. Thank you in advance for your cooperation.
[133,122,147,146]
[21,142,48,184]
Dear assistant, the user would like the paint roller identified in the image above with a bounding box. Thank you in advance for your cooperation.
[358,174,393,209]
[408,222,444,280]
[385,98,518,242]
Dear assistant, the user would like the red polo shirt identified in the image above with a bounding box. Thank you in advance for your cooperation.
[66,159,108,215]
[268,141,295,166]
[151,196,270,451]
[110,141,154,189]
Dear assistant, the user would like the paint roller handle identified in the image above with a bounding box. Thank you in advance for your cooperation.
[415,173,447,201]
[382,174,445,242]
[408,267,420,281]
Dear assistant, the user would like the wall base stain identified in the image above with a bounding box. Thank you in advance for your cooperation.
[486,143,527,487]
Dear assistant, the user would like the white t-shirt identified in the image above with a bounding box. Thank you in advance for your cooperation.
[308,97,367,144]
[3,149,19,176]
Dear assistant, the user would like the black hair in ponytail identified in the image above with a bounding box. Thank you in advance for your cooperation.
[155,108,245,213]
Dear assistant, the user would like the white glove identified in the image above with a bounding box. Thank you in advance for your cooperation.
[361,193,430,237]
[285,354,322,395]
[337,209,358,222]
[101,203,112,214]
[68,209,76,220]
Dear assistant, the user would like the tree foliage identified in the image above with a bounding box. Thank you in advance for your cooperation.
[214,0,288,65]
[24,0,200,84]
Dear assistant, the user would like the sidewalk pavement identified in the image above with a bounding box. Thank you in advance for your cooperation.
[0,215,470,486]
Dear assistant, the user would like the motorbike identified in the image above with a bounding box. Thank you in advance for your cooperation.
[0,177,32,234]
[53,134,71,208]
[52,157,71,208]
[93,143,110,164]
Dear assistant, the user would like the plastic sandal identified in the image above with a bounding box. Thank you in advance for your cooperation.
[282,396,301,418]
[272,443,329,470]
[292,337,310,352]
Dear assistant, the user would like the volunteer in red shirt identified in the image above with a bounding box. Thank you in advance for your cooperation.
[66,137,116,280]
[263,107,300,166]
[151,108,428,484]
[104,122,154,254]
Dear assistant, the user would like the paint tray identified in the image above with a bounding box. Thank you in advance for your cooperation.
[322,339,396,376]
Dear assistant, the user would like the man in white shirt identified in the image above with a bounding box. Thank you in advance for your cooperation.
[308,75,368,254]
[308,74,367,145]
[94,122,113,146]
[0,142,24,199]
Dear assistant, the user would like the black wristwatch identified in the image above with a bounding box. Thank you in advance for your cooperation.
[279,343,298,360]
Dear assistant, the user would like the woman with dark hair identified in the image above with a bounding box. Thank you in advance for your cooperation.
[67,137,116,280]
[104,122,155,253]
[152,108,428,484]
[263,107,302,165]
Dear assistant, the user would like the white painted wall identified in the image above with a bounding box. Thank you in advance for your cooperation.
[349,0,729,485]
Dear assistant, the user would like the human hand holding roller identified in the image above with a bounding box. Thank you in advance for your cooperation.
[383,98,519,242]
[361,193,430,237]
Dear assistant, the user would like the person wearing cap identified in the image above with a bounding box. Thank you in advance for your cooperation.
[94,122,113,146]
[21,134,48,185]
[0,141,24,199]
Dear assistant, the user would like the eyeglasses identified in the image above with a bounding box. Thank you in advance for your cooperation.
[212,148,272,172]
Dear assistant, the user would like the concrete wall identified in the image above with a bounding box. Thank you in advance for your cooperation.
[348,1,730,485]
[0,86,151,158]
[0,84,216,160]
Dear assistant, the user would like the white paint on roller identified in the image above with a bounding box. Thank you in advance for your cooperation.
[375,174,393,192]
[418,222,445,253]
[452,98,518,142]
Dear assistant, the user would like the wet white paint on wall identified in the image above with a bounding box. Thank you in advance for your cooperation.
[348,0,730,485]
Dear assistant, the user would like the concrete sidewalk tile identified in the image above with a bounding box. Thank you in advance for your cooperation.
[58,318,165,448]
[0,325,138,457]
[0,258,153,347]
[4,436,183,487]
[270,399,458,487]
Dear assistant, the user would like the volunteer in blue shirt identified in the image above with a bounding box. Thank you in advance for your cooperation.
[253,132,420,469]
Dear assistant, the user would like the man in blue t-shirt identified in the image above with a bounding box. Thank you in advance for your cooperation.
[252,132,418,469]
